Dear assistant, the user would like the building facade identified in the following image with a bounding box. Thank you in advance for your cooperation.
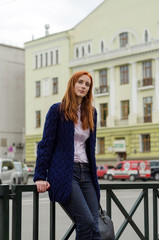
[25,0,159,165]
[0,44,25,161]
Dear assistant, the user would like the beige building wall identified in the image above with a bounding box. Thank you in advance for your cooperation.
[25,0,159,164]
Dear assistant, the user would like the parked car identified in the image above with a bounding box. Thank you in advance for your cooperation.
[106,160,151,181]
[97,164,114,179]
[14,161,28,184]
[149,160,159,180]
[0,158,18,185]
[26,164,35,176]
[22,164,29,184]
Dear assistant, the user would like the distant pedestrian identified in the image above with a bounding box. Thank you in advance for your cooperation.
[34,71,101,239]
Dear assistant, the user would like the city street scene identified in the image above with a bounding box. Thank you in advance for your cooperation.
[0,0,159,239]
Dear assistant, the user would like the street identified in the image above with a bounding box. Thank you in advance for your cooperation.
[9,178,158,240]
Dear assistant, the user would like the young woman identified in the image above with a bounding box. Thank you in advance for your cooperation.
[34,71,101,240]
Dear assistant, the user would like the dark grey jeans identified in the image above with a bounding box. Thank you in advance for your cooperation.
[62,162,101,240]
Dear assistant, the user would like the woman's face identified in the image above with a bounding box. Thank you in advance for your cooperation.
[74,74,91,103]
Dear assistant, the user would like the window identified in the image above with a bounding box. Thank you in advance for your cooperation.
[45,53,48,66]
[53,77,58,94]
[100,103,108,127]
[55,50,59,64]
[141,134,150,152]
[35,81,41,97]
[50,51,53,65]
[1,138,7,147]
[2,161,14,170]
[82,46,85,57]
[40,54,43,68]
[97,138,105,154]
[120,32,128,48]
[100,41,104,53]
[143,97,152,122]
[35,111,41,128]
[142,61,152,86]
[121,100,129,119]
[120,65,129,84]
[144,30,148,42]
[76,48,79,58]
[35,55,38,69]
[115,163,123,170]
[88,44,91,54]
[99,70,107,93]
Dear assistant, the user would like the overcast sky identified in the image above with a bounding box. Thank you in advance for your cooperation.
[0,0,104,47]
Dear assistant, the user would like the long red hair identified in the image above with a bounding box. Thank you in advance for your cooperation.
[60,71,95,131]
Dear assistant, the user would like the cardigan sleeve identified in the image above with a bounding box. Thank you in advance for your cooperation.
[33,103,59,182]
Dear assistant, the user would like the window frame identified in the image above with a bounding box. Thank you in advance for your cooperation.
[120,65,129,84]
[142,61,152,86]
[99,69,107,93]
[35,81,41,97]
[53,77,58,94]
[141,134,150,152]
[100,103,108,127]
[143,97,152,123]
[121,100,129,120]
[35,110,41,128]
[97,137,105,154]
[120,32,128,48]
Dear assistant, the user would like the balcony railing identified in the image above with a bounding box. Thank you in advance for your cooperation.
[94,86,109,95]
[137,116,152,123]
[114,119,129,126]
[138,78,155,89]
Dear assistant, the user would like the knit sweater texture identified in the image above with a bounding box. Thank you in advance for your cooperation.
[33,102,100,203]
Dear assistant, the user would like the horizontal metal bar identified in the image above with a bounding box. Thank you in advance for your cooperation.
[100,183,159,190]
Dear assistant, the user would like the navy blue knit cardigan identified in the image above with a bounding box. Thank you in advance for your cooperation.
[33,102,100,203]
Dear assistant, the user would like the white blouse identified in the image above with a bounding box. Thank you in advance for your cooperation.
[74,107,90,163]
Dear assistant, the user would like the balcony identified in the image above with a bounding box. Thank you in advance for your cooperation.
[137,116,152,123]
[97,120,107,127]
[138,78,155,90]
[94,86,109,96]
[114,118,129,126]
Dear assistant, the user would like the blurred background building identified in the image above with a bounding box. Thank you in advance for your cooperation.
[25,0,159,165]
[0,44,25,161]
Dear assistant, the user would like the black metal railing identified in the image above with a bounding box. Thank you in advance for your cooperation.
[0,183,159,240]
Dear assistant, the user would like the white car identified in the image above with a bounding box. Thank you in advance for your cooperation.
[0,158,18,185]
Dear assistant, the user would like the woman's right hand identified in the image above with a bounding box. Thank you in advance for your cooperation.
[35,180,50,193]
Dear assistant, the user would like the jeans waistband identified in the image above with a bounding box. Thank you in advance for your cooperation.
[73,162,90,169]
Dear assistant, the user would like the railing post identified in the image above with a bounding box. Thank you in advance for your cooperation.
[144,188,149,240]
[153,188,158,240]
[12,185,22,240]
[50,201,56,240]
[0,185,9,240]
[33,191,39,240]
[106,189,112,217]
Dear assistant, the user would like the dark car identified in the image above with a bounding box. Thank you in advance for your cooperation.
[97,164,114,179]
[149,160,159,180]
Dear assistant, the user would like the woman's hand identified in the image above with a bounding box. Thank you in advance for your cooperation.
[36,180,50,193]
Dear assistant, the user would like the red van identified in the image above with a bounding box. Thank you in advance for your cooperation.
[97,164,114,179]
[106,160,151,181]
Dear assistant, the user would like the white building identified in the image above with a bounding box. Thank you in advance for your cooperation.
[0,44,25,162]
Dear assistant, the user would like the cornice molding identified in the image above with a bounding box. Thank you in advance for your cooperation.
[69,41,159,68]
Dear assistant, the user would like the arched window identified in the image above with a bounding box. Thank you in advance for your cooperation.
[101,41,104,53]
[88,44,91,54]
[82,46,85,57]
[120,32,128,48]
[76,48,79,58]
[145,30,149,42]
